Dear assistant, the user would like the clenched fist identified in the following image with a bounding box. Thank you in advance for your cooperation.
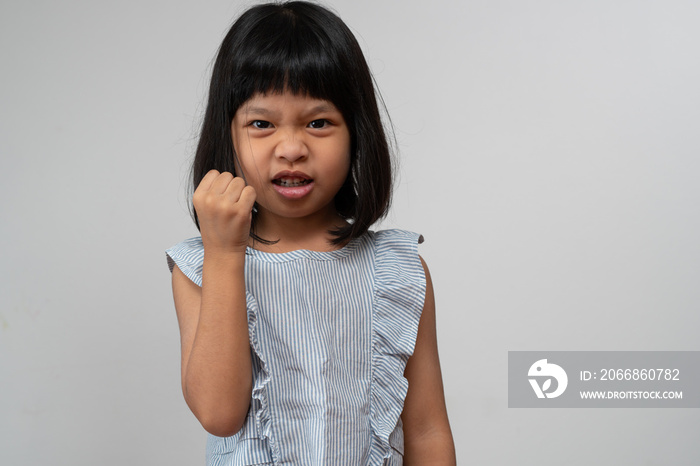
[193,170,257,254]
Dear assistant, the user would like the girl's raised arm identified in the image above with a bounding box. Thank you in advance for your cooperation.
[401,257,457,464]
[171,170,256,437]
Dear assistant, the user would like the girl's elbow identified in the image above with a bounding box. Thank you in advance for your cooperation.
[200,416,245,438]
[196,407,248,437]
[186,395,249,438]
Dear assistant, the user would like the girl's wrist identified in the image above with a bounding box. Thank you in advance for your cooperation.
[203,248,247,267]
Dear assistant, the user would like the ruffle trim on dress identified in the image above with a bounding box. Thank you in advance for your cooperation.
[166,236,205,286]
[245,291,280,464]
[369,230,427,463]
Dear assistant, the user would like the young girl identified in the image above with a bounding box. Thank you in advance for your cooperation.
[166,2,455,464]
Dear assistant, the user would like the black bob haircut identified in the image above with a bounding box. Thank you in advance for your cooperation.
[190,1,394,245]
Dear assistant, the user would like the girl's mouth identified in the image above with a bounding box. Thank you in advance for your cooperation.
[272,176,314,199]
[272,177,312,187]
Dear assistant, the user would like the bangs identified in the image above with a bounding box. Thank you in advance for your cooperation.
[228,8,350,113]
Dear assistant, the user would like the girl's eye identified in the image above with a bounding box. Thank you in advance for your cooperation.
[251,120,272,129]
[308,119,329,129]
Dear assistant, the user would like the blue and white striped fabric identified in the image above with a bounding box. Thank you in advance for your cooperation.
[166,229,426,465]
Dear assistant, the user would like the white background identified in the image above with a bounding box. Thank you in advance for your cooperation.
[1,0,699,464]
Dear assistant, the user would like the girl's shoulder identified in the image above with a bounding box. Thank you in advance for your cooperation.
[368,229,425,268]
[166,237,204,286]
[369,228,426,289]
[370,228,424,247]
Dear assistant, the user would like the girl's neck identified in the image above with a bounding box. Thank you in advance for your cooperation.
[249,207,349,253]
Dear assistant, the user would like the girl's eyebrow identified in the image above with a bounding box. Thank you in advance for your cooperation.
[244,106,273,116]
[307,103,336,114]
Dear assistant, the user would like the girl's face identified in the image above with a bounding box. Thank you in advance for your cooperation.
[231,91,351,231]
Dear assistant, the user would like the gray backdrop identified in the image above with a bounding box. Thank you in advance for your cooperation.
[1,0,699,464]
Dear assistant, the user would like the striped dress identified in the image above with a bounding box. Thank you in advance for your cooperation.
[166,229,426,465]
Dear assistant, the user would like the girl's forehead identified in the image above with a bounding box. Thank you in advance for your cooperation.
[238,91,338,113]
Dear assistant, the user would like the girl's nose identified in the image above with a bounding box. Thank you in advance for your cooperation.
[274,131,308,163]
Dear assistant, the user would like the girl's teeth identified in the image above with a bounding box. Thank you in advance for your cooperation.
[277,178,309,187]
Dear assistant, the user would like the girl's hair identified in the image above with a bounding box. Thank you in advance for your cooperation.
[190,1,393,245]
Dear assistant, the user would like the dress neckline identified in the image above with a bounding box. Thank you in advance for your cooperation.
[245,233,367,263]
